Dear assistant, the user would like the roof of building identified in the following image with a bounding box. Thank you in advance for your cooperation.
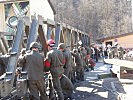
[97,32,133,42]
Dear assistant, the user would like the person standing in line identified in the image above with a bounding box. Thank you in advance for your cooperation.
[71,49,83,81]
[58,43,72,79]
[18,42,49,100]
[44,39,65,100]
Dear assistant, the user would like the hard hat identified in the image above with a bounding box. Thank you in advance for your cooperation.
[30,42,39,49]
[58,43,66,50]
[47,39,55,47]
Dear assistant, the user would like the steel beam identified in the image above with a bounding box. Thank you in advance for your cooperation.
[26,17,38,51]
[38,15,48,56]
[63,28,67,44]
[55,24,61,47]
[47,26,52,40]
[51,28,55,40]
[0,19,25,98]
[66,29,71,47]
[38,25,48,57]
[88,36,90,46]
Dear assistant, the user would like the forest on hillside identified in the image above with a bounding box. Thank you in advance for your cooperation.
[50,0,132,40]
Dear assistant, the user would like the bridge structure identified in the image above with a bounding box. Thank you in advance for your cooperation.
[0,15,90,54]
[0,1,90,99]
[0,0,90,55]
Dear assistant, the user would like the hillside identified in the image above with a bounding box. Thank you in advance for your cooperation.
[50,0,132,40]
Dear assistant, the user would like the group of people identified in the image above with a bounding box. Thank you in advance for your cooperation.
[90,42,126,60]
[0,39,96,100]
[103,43,124,59]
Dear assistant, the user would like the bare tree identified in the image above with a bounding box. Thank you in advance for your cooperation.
[50,0,132,40]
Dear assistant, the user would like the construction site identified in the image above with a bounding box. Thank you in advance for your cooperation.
[0,0,133,100]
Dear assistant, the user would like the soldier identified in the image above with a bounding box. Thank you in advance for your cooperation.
[70,56,76,84]
[84,45,91,56]
[107,45,113,59]
[58,43,72,79]
[94,46,99,62]
[112,42,118,58]
[118,46,124,59]
[18,42,48,100]
[44,39,65,100]
[71,49,83,81]
[81,47,87,71]
[78,46,84,81]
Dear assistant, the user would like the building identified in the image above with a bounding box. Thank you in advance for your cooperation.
[97,32,133,49]
[0,0,56,32]
[0,0,56,47]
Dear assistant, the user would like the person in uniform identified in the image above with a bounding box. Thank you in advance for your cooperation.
[18,42,48,100]
[44,39,65,100]
[118,46,124,59]
[58,43,72,79]
[70,53,76,84]
[71,49,83,81]
[78,46,84,81]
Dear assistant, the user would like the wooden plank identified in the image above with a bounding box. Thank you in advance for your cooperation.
[104,59,133,69]
[38,25,48,57]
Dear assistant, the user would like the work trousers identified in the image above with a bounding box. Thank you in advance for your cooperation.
[52,77,64,100]
[28,79,48,100]
[76,67,84,81]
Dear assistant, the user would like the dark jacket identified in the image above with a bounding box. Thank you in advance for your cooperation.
[18,50,44,80]
[63,49,72,76]
[71,52,83,67]
[45,49,65,78]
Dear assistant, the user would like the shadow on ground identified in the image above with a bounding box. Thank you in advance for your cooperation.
[73,80,108,100]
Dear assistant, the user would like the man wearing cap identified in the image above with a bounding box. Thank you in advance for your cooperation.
[18,42,48,100]
[58,43,72,79]
[44,39,65,100]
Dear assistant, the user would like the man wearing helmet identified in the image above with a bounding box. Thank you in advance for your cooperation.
[18,42,48,100]
[44,39,65,100]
